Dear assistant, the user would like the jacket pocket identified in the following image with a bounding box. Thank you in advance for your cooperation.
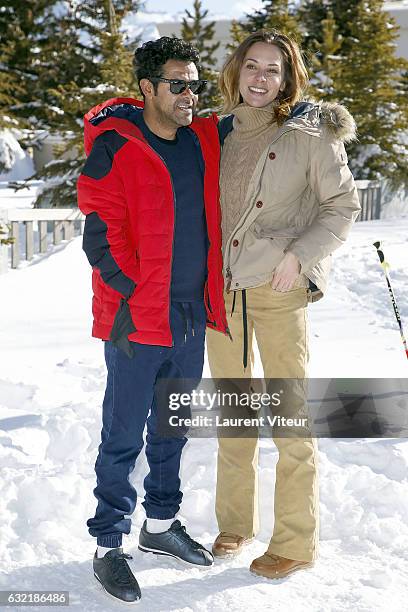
[252,223,305,240]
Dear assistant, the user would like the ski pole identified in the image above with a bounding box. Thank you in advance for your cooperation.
[373,241,408,360]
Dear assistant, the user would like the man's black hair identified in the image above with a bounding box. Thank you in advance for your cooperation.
[133,37,201,95]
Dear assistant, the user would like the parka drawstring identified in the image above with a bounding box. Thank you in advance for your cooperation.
[175,302,196,344]
[242,290,248,370]
[179,303,188,343]
[231,291,236,316]
[230,290,248,369]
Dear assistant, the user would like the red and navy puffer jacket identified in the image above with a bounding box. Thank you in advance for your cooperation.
[77,97,229,346]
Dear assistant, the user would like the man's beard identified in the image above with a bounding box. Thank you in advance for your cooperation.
[156,100,195,128]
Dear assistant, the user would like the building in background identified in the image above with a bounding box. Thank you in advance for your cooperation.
[157,19,231,67]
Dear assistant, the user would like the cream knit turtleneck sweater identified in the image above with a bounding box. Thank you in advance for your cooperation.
[220,102,279,253]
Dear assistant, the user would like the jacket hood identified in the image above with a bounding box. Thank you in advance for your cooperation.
[286,99,357,143]
[83,97,146,155]
[318,101,357,143]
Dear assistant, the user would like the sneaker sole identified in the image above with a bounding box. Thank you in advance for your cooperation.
[94,572,141,605]
[138,545,213,569]
[250,561,314,580]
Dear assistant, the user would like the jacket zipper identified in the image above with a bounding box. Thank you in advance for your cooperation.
[147,148,177,347]
[164,161,177,347]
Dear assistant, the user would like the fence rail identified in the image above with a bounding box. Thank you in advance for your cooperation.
[0,208,84,273]
[0,179,383,274]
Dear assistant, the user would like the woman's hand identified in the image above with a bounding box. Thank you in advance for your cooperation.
[271,252,301,292]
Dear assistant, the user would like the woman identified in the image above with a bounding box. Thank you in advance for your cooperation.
[206,29,360,579]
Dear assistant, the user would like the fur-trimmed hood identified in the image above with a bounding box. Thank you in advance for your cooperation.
[219,99,358,147]
[285,99,358,144]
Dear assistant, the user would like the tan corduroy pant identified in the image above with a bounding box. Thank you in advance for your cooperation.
[206,283,319,562]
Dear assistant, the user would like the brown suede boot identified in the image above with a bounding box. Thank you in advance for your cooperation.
[212,532,253,558]
[250,553,314,579]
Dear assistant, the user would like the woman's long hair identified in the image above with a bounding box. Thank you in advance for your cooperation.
[220,29,309,124]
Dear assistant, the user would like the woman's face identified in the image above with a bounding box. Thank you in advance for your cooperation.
[239,42,285,108]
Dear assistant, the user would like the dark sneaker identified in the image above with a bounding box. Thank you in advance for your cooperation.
[138,520,214,568]
[93,548,141,604]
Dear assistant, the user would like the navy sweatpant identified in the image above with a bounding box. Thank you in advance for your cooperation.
[87,300,206,548]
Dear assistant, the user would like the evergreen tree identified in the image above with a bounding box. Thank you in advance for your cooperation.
[301,0,408,187]
[35,1,98,132]
[0,1,57,138]
[35,0,140,132]
[299,0,359,52]
[0,43,24,131]
[241,0,303,42]
[20,0,141,208]
[307,9,343,98]
[226,20,248,53]
[181,0,222,113]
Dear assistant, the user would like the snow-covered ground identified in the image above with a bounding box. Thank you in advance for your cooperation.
[0,219,408,611]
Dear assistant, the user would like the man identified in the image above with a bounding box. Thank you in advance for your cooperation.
[77,37,229,604]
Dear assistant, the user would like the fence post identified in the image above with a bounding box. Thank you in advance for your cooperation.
[53,221,63,245]
[11,221,20,268]
[39,221,48,253]
[375,182,382,220]
[26,221,34,261]
[63,221,74,240]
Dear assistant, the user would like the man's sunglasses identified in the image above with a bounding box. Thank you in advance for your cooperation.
[148,77,207,95]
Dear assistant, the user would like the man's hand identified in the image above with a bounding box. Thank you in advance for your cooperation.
[270,252,301,292]
[110,298,137,358]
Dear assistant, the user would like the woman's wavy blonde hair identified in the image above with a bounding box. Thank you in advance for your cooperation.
[220,29,309,124]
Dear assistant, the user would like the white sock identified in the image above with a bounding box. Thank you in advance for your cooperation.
[146,518,175,534]
[97,545,120,558]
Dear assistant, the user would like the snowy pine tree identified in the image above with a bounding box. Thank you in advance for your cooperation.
[301,0,408,187]
[0,0,56,131]
[21,0,140,208]
[181,0,222,114]
[225,20,248,54]
[240,0,303,42]
[306,9,343,98]
[0,43,25,132]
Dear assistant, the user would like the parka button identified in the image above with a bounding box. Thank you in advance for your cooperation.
[232,239,239,247]
[256,201,263,208]
[269,152,276,160]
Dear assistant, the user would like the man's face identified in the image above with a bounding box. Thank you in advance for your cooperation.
[147,60,199,128]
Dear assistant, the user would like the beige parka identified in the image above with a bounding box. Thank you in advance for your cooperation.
[222,100,361,302]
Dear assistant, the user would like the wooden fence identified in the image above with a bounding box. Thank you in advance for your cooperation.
[0,208,84,273]
[355,180,382,222]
